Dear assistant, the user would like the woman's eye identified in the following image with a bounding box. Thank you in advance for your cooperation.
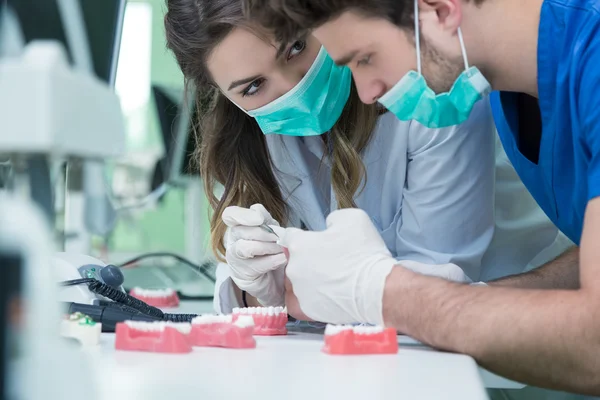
[287,40,306,60]
[242,78,264,97]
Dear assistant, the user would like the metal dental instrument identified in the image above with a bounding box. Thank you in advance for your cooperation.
[260,223,279,238]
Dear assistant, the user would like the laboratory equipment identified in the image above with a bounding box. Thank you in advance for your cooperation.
[0,194,96,400]
[232,306,288,335]
[115,321,193,354]
[3,0,126,256]
[0,0,125,159]
[150,84,214,272]
[54,252,126,305]
[64,302,158,332]
[189,315,256,349]
[60,312,102,346]
[9,0,124,85]
[167,88,202,185]
[152,84,183,194]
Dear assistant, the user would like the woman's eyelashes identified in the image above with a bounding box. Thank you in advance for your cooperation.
[240,40,307,97]
[241,77,265,97]
[286,39,306,60]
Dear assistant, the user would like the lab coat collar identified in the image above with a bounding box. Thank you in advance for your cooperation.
[265,134,330,230]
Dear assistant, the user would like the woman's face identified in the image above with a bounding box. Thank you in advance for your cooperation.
[207,28,321,111]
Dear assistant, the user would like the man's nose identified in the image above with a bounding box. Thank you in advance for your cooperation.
[355,74,387,105]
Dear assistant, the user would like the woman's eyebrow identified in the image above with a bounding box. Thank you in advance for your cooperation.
[228,75,260,91]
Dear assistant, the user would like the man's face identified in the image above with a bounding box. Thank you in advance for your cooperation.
[312,10,464,105]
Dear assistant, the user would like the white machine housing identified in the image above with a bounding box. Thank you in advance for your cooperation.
[0,41,125,159]
[0,194,97,400]
[53,252,126,305]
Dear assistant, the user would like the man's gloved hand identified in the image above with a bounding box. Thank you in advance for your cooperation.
[279,209,475,325]
[223,204,286,307]
[279,208,397,325]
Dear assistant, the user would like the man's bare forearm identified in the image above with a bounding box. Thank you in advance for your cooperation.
[488,247,579,289]
[382,268,600,394]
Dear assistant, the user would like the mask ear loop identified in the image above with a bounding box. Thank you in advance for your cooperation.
[225,94,252,116]
[414,0,470,73]
[457,28,470,70]
[414,0,422,75]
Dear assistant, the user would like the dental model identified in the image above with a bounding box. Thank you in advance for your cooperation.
[232,306,288,336]
[115,320,192,353]
[322,324,398,355]
[189,314,256,349]
[129,287,180,308]
[60,312,102,346]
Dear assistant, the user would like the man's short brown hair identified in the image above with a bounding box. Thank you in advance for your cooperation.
[243,0,414,46]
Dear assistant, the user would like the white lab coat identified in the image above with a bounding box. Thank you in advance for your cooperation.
[213,99,573,313]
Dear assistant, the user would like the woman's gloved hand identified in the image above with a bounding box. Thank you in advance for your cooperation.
[222,204,286,307]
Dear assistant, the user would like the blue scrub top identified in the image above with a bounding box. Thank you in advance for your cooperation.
[491,0,600,245]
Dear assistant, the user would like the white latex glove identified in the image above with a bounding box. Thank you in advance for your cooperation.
[279,208,397,325]
[222,204,286,307]
[397,260,473,284]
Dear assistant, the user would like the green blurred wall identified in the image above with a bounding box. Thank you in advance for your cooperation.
[110,0,203,256]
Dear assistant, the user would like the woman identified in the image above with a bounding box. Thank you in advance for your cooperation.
[163,0,572,314]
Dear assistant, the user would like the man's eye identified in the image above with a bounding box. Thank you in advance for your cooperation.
[287,40,306,60]
[242,78,264,97]
[357,55,371,67]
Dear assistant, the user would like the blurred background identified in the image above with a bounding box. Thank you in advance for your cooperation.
[90,0,215,300]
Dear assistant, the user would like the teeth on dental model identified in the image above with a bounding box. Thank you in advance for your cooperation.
[131,287,175,298]
[191,314,233,325]
[124,320,191,334]
[324,324,384,336]
[324,324,354,336]
[233,315,255,328]
[232,306,286,315]
[352,325,384,335]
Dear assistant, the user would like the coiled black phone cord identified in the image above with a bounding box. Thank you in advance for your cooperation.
[62,278,198,322]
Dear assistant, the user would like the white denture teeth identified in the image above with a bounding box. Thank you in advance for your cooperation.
[324,324,354,336]
[352,325,384,335]
[324,324,385,336]
[191,314,233,325]
[124,320,191,334]
[233,315,255,328]
[232,306,286,315]
[131,287,175,298]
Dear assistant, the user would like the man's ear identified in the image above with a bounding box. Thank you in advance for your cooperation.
[419,0,462,33]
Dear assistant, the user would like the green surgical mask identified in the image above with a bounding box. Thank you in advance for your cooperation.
[231,46,352,136]
[378,0,491,128]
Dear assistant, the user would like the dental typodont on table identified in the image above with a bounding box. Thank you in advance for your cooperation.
[322,325,398,355]
[115,321,192,353]
[232,306,288,335]
[189,314,256,348]
[129,287,180,308]
[61,312,102,346]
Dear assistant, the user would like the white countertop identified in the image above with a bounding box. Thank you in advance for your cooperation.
[77,300,524,400]
[86,332,489,400]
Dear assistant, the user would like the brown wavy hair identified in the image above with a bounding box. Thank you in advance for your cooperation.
[164,0,379,260]
[242,0,415,47]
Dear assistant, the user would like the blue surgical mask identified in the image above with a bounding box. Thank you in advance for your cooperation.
[378,0,491,128]
[231,46,352,136]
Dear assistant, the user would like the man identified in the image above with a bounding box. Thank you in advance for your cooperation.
[244,0,600,395]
